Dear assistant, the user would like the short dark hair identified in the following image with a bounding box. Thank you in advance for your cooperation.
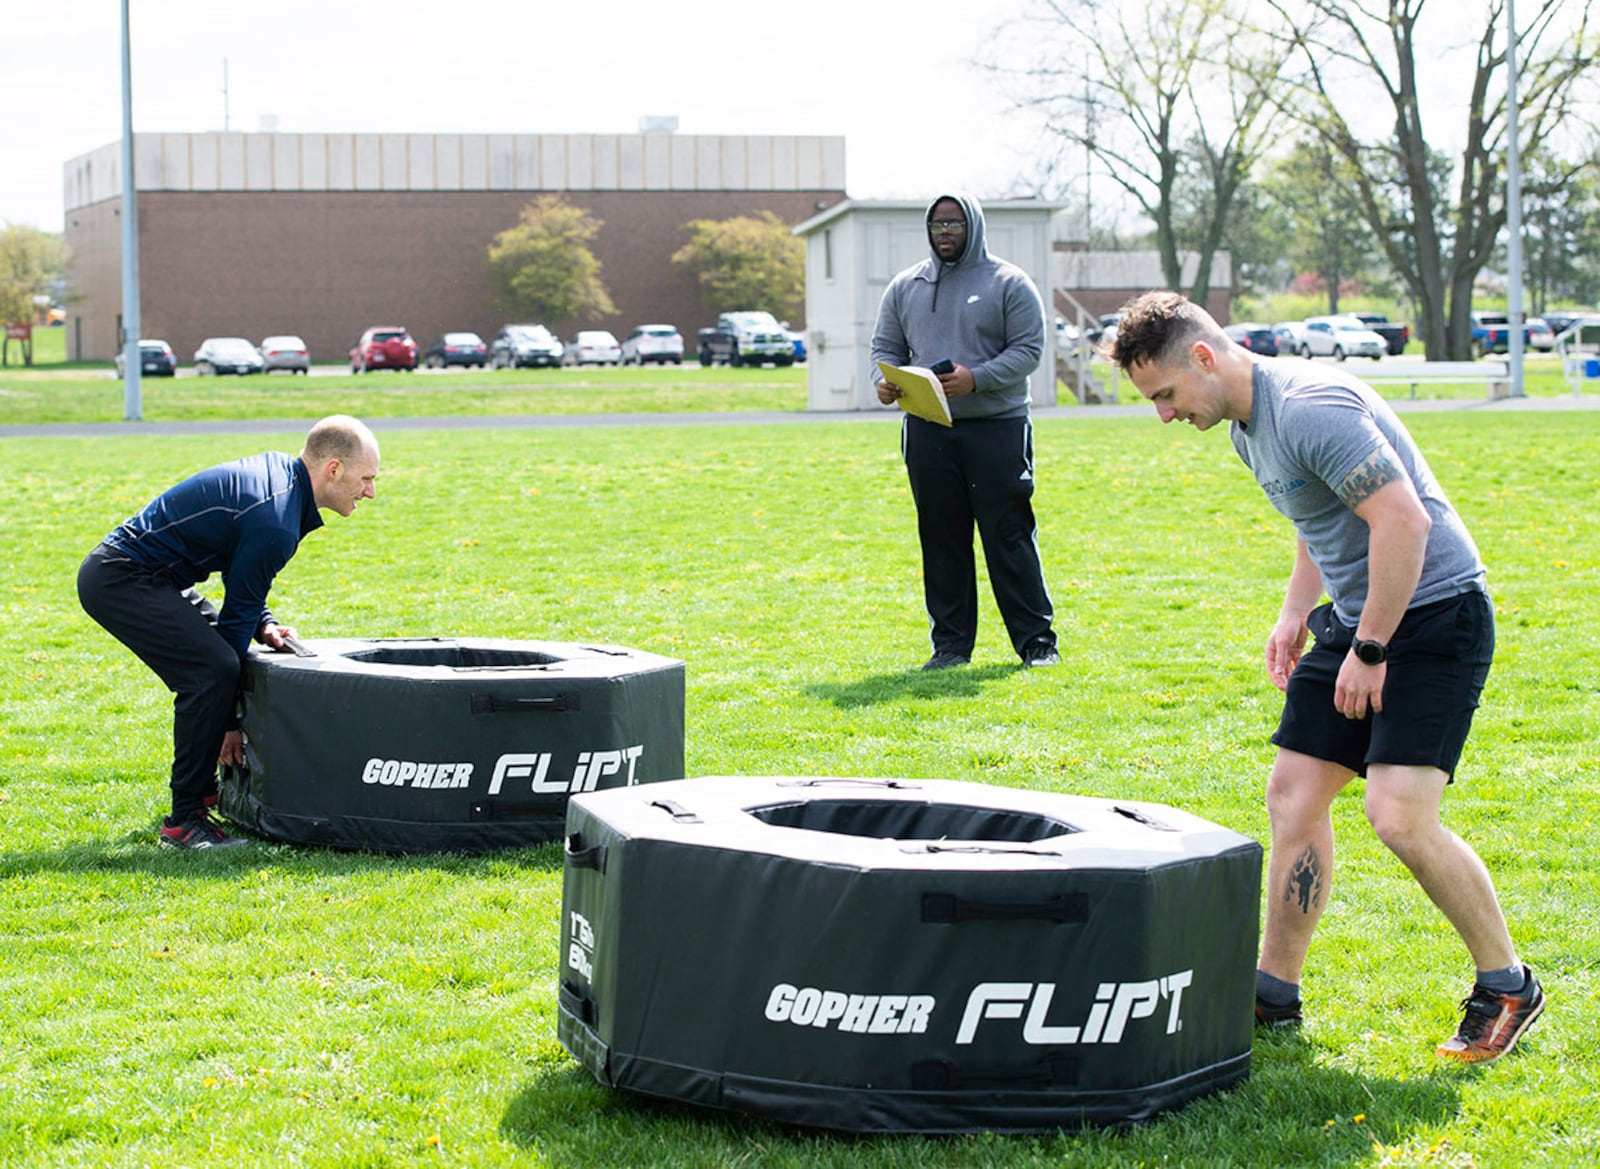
[1109,291,1221,371]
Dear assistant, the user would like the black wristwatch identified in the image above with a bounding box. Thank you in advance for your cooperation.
[1352,637,1388,665]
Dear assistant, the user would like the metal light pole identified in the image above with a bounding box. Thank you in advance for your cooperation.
[119,0,142,420]
[1506,0,1526,397]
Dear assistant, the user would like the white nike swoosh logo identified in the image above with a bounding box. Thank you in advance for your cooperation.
[967,295,981,304]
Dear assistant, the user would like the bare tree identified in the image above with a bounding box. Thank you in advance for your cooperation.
[1265,0,1600,358]
[986,0,1297,305]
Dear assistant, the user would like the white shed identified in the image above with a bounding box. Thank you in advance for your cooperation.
[791,199,1063,413]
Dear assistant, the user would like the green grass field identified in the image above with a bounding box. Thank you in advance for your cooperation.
[1,368,1598,1166]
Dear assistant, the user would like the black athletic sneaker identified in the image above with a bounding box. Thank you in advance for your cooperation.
[921,651,970,671]
[158,814,247,851]
[1023,644,1061,668]
[1436,965,1545,1063]
[1255,994,1303,1028]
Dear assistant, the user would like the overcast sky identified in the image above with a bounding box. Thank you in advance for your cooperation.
[1,0,1047,232]
[6,3,1577,241]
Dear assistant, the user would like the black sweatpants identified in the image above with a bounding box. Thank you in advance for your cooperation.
[902,414,1056,658]
[77,545,241,821]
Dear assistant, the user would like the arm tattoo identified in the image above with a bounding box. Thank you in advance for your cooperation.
[1285,846,1324,913]
[1335,446,1404,509]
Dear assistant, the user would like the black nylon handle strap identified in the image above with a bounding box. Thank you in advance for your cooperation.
[921,891,1089,924]
[776,777,917,790]
[648,799,703,824]
[470,693,577,714]
[470,799,563,820]
[565,832,606,871]
[1111,804,1179,831]
[911,1055,1078,1090]
[558,980,599,1026]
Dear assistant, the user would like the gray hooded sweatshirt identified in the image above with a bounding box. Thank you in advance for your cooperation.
[870,192,1046,421]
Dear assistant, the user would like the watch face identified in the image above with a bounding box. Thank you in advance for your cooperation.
[1354,640,1386,665]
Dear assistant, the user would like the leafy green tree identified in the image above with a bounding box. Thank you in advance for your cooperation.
[1258,139,1380,314]
[485,196,614,326]
[1521,150,1600,313]
[670,212,804,318]
[1169,145,1294,305]
[0,224,68,366]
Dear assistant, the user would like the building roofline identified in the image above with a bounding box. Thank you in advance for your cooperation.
[793,197,1069,235]
[63,131,848,211]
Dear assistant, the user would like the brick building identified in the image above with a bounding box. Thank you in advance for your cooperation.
[63,131,847,364]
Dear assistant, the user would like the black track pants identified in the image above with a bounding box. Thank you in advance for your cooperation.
[78,545,241,820]
[902,414,1056,658]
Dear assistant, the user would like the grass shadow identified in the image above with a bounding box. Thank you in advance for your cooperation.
[804,662,1023,709]
[1231,1030,1470,1162]
[498,1036,1466,1166]
[0,827,567,879]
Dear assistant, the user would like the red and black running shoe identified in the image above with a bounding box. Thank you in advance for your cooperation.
[158,813,247,851]
[1436,965,1545,1063]
[1255,994,1303,1029]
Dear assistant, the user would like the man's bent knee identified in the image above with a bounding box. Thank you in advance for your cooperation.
[1364,765,1449,859]
[1265,750,1352,827]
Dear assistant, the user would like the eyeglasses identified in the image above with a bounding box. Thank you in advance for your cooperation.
[929,219,967,234]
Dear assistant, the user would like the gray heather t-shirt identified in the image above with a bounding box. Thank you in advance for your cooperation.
[1230,359,1485,625]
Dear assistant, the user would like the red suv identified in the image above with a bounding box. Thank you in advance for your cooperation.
[350,326,418,373]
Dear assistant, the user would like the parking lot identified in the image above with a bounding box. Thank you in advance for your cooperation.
[110,361,735,379]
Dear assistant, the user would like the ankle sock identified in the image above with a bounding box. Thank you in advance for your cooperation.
[1475,963,1526,994]
[1256,969,1300,1007]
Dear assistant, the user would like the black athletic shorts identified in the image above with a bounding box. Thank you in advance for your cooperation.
[1272,589,1494,780]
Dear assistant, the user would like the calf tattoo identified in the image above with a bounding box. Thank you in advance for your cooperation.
[1286,846,1324,913]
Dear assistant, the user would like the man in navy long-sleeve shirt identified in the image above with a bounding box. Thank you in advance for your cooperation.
[78,415,381,849]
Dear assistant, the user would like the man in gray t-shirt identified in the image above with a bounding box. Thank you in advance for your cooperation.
[1230,361,1486,623]
[1110,292,1544,1065]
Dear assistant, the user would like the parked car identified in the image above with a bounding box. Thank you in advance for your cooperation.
[619,324,685,366]
[350,326,418,373]
[114,339,177,378]
[1349,311,1410,356]
[1054,317,1084,358]
[490,324,563,369]
[1549,312,1600,342]
[1085,311,1123,348]
[1271,321,1306,356]
[1223,322,1279,357]
[1526,318,1556,353]
[697,311,794,367]
[424,331,489,368]
[1467,310,1532,358]
[193,336,265,376]
[1299,316,1386,361]
[1541,310,1591,339]
[259,334,310,375]
[563,329,622,366]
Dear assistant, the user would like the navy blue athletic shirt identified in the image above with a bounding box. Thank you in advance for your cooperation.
[101,452,324,658]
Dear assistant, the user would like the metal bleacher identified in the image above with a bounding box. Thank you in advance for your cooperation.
[1556,319,1600,396]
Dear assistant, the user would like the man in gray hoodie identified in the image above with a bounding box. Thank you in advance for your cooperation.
[872,193,1059,670]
